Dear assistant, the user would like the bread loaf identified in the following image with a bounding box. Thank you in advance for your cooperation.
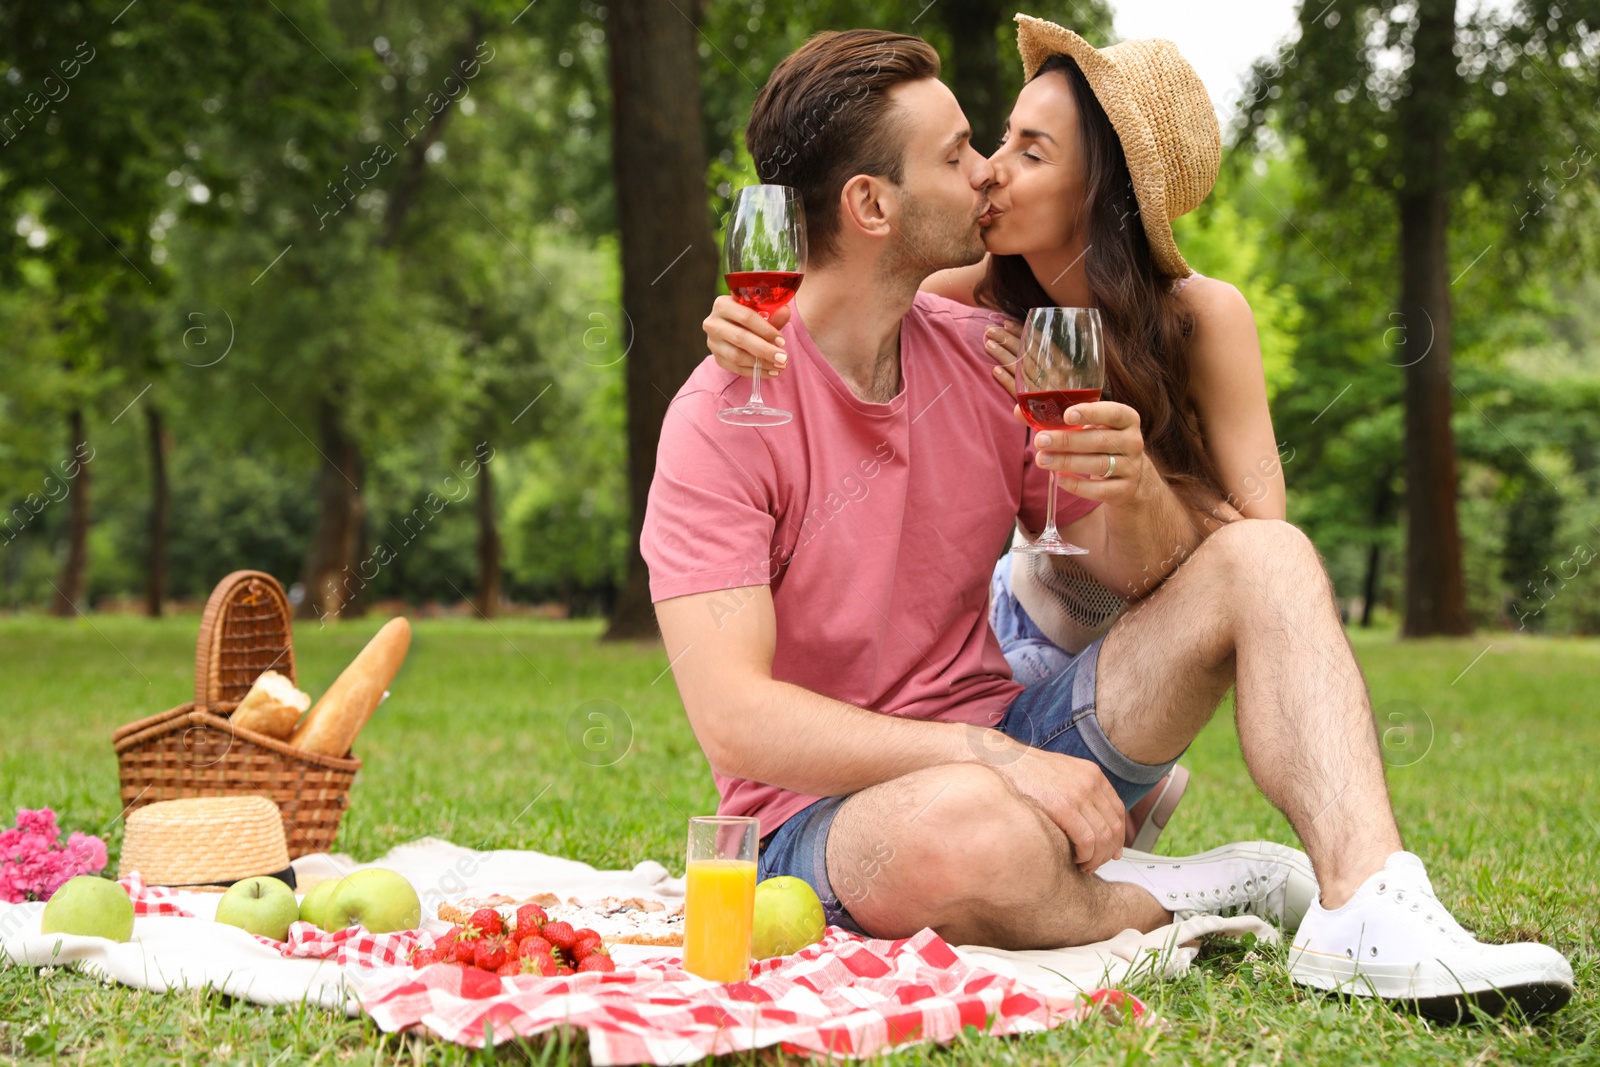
[230,670,311,739]
[289,617,411,756]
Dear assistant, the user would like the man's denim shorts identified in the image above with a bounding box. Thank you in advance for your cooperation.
[754,633,1178,935]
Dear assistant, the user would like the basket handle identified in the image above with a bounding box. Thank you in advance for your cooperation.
[193,570,297,711]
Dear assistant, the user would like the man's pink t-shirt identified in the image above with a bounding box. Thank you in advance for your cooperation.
[642,292,1099,837]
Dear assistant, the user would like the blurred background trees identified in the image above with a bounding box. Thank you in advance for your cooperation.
[2,0,1597,637]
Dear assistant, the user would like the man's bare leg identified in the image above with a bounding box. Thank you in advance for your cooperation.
[1093,518,1402,906]
[824,763,1168,947]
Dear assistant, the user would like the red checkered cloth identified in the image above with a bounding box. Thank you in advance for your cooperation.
[118,873,199,919]
[256,921,424,966]
[355,927,1147,1063]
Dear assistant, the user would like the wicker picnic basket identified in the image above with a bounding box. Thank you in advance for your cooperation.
[111,570,360,858]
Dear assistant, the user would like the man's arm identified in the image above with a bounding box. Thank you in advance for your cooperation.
[655,584,1128,871]
[657,585,993,795]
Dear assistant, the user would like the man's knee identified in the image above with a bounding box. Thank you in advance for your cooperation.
[874,764,1058,895]
[1201,519,1325,585]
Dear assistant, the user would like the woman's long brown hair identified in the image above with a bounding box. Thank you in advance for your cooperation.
[975,54,1223,509]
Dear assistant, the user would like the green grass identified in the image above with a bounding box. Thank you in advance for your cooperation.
[1,616,1596,1065]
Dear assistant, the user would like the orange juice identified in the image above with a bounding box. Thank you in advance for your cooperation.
[682,858,758,982]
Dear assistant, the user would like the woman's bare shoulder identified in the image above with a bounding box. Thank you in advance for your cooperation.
[1176,275,1260,372]
[1175,274,1252,322]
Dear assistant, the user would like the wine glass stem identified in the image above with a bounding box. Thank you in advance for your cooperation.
[749,358,764,406]
[1041,471,1060,541]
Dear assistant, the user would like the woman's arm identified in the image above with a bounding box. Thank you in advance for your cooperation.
[703,259,992,378]
[920,259,989,305]
[1177,277,1286,522]
[984,275,1284,530]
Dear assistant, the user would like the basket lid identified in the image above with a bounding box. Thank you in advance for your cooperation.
[194,571,297,711]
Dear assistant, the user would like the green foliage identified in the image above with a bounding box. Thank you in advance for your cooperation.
[3,0,1599,632]
[1217,0,1600,630]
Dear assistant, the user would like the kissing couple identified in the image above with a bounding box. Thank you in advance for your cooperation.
[644,14,1573,1020]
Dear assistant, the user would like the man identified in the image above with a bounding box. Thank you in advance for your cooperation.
[642,29,1572,1018]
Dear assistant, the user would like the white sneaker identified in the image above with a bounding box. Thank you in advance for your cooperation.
[1289,852,1574,1020]
[1097,841,1319,931]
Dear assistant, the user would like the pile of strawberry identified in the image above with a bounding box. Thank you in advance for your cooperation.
[410,904,616,977]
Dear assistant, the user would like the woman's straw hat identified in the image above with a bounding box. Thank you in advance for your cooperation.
[119,796,294,888]
[1013,14,1220,277]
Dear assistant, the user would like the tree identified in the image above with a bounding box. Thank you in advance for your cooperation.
[603,0,721,640]
[1247,0,1600,636]
[925,0,1114,154]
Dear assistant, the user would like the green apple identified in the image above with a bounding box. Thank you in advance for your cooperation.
[751,876,826,959]
[40,876,135,942]
[323,868,420,934]
[215,876,300,941]
[298,877,342,930]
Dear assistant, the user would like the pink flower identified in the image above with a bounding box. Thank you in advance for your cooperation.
[0,808,108,903]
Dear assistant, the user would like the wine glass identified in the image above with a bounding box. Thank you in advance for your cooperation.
[1012,307,1105,556]
[718,185,805,427]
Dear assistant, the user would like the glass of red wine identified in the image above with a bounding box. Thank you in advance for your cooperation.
[718,185,805,427]
[1013,306,1104,556]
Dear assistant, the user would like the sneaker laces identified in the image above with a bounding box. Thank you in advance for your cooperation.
[1170,871,1285,921]
[1375,872,1477,950]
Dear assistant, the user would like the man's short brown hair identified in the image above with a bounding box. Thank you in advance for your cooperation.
[745,30,942,264]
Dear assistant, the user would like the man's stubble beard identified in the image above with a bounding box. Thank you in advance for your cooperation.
[880,191,987,287]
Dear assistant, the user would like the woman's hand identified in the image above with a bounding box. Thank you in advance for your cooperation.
[1025,401,1152,507]
[983,316,1024,395]
[703,296,791,377]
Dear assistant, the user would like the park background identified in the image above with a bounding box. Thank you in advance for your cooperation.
[2,0,1598,636]
[2,1,1599,1065]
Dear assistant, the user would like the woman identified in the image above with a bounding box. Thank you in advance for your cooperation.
[701,17,1285,848]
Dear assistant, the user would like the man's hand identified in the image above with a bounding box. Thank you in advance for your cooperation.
[973,730,1125,872]
[1023,400,1152,507]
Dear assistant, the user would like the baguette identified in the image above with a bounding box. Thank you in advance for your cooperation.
[290,617,411,756]
[230,670,311,739]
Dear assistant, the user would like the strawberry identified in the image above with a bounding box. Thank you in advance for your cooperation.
[577,954,616,973]
[458,968,502,999]
[466,908,505,938]
[473,934,511,972]
[541,921,578,952]
[435,926,462,951]
[555,965,574,976]
[449,937,478,965]
[570,934,603,962]
[495,960,523,977]
[513,904,549,941]
[518,935,553,959]
[410,948,439,968]
[518,953,553,977]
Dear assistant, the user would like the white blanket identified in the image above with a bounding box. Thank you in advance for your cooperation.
[0,838,1274,1015]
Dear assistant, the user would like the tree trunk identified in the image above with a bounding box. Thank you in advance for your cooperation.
[297,397,365,621]
[1360,542,1382,628]
[1396,0,1471,637]
[1360,474,1395,628]
[144,403,169,618]
[475,450,501,618]
[603,0,720,640]
[932,0,1008,156]
[52,408,91,616]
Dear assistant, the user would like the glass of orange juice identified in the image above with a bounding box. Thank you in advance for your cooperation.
[682,815,760,982]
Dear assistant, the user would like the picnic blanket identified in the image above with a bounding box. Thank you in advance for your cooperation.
[0,838,1275,1063]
